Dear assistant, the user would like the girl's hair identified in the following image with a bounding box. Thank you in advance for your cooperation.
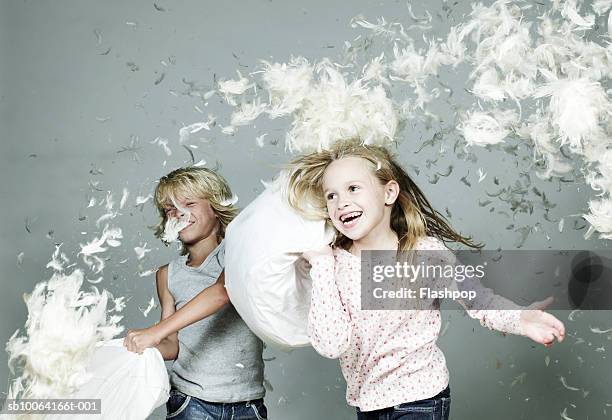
[286,138,481,251]
[153,167,238,254]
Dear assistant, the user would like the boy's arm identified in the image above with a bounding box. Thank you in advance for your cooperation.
[124,268,229,355]
[124,265,180,359]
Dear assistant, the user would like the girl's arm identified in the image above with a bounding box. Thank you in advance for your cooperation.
[461,295,564,347]
[428,239,565,346]
[304,247,352,359]
[124,267,229,355]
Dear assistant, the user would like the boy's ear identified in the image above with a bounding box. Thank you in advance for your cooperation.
[384,180,400,206]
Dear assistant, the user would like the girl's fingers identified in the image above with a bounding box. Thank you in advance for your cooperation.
[543,312,565,342]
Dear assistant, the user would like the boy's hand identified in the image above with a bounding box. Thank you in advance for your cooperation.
[520,297,565,348]
[123,326,163,354]
[302,245,333,264]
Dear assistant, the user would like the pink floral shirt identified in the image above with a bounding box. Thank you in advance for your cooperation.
[308,236,523,411]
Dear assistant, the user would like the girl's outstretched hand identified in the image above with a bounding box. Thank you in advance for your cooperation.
[302,245,334,264]
[520,296,565,348]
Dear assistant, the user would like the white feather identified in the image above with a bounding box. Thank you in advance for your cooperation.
[135,194,152,206]
[593,0,612,15]
[134,242,151,260]
[219,194,239,206]
[261,57,313,118]
[562,0,595,27]
[6,270,122,399]
[221,125,236,135]
[119,188,129,209]
[285,63,397,153]
[473,68,505,101]
[535,76,610,152]
[46,244,70,272]
[230,99,267,126]
[179,118,214,144]
[362,53,389,86]
[218,71,253,105]
[255,133,268,148]
[161,216,190,243]
[459,109,518,146]
[583,197,612,239]
[140,297,157,318]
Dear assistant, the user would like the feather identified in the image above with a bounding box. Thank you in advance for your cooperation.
[135,194,152,206]
[255,133,268,148]
[593,0,612,15]
[561,0,595,27]
[260,57,313,118]
[350,16,396,39]
[134,243,151,260]
[218,71,252,105]
[459,109,518,146]
[586,150,612,194]
[140,297,157,318]
[119,188,129,209]
[219,194,239,206]
[5,270,122,399]
[178,117,215,144]
[559,376,580,391]
[46,244,70,272]
[362,53,389,86]
[535,76,610,152]
[590,326,612,333]
[284,61,397,153]
[230,99,267,126]
[560,408,575,420]
[161,216,189,243]
[151,137,172,156]
[473,68,505,101]
[583,197,612,239]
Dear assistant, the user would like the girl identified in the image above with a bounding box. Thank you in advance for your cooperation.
[123,167,267,420]
[286,139,565,420]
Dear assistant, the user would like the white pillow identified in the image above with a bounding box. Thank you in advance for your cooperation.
[225,172,334,349]
[44,339,169,420]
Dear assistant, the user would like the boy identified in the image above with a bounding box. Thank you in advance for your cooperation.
[124,167,267,420]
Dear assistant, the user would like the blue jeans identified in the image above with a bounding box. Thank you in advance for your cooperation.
[166,388,267,420]
[356,386,450,420]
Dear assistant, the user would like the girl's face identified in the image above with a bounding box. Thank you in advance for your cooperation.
[322,156,397,243]
[164,196,219,245]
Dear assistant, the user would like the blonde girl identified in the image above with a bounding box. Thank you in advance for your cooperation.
[287,139,565,420]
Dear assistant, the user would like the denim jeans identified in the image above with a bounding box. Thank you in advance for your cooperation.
[166,388,267,420]
[356,386,450,420]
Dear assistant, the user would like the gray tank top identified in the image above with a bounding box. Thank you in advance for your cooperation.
[167,241,265,402]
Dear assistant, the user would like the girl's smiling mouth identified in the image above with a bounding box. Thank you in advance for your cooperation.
[339,211,363,227]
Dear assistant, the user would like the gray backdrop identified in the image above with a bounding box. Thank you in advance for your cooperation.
[1,1,611,419]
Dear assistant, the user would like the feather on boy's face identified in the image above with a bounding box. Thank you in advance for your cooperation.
[164,197,219,245]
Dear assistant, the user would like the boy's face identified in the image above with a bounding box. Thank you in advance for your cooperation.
[164,196,219,245]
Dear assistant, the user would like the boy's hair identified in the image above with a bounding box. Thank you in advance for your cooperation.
[154,167,238,254]
[286,138,481,251]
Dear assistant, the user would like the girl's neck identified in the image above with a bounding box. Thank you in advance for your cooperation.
[185,235,219,267]
[349,229,398,257]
